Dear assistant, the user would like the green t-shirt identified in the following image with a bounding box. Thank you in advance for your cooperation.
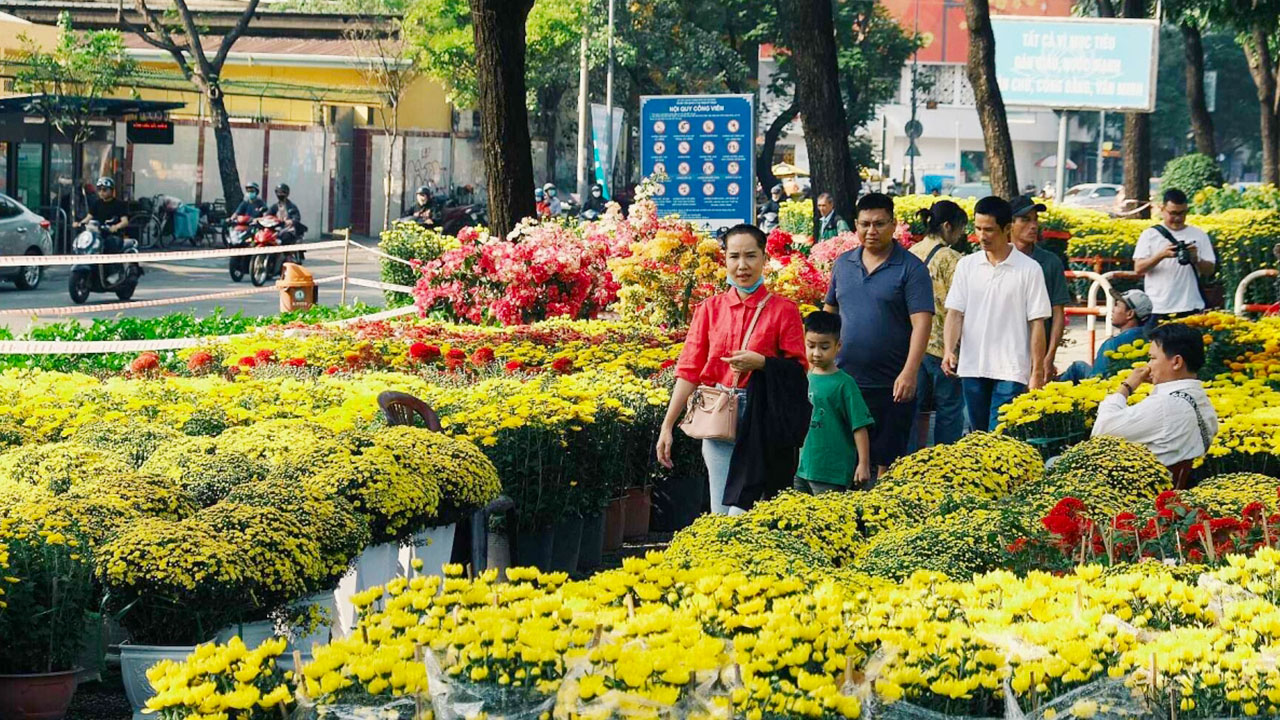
[795,369,875,487]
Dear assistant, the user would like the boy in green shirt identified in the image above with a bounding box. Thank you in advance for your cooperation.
[794,311,875,494]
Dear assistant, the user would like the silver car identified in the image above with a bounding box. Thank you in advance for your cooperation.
[0,193,53,290]
[1061,183,1123,213]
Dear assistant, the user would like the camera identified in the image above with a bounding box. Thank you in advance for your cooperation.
[1170,237,1194,266]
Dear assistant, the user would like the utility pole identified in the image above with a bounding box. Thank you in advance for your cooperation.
[907,0,920,194]
[575,29,590,199]
[604,0,616,198]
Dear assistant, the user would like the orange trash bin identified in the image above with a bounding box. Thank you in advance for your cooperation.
[276,262,317,312]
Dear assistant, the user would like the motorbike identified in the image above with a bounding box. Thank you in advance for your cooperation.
[226,213,256,282]
[247,214,304,287]
[439,203,486,236]
[68,221,142,304]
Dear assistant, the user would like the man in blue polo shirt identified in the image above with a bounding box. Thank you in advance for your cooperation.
[823,192,934,476]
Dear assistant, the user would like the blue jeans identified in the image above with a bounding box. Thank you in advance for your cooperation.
[962,378,1027,433]
[909,354,966,450]
[1057,361,1092,384]
[701,389,749,516]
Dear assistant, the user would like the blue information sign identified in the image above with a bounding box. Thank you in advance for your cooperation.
[991,17,1158,112]
[640,94,755,232]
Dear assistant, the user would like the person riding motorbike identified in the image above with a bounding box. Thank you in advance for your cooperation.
[757,184,784,230]
[233,182,268,219]
[535,187,550,218]
[543,183,563,216]
[408,185,436,227]
[581,184,608,218]
[75,177,131,284]
[271,183,305,244]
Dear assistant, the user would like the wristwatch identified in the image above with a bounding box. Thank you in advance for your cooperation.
[1119,381,1135,394]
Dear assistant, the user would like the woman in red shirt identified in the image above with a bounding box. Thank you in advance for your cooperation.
[656,224,807,515]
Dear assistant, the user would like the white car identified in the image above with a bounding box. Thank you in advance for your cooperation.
[1060,183,1123,213]
[0,193,53,290]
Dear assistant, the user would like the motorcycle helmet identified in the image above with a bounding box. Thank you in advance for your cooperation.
[416,185,431,196]
[245,182,260,193]
[95,176,115,190]
[770,184,784,197]
[535,188,545,200]
[274,183,290,197]
[543,183,557,197]
[590,184,603,198]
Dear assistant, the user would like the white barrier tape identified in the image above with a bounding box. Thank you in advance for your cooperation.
[0,275,344,317]
[0,240,350,268]
[349,241,417,267]
[0,300,420,355]
[343,277,418,294]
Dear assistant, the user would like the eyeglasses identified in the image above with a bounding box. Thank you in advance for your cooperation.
[856,220,892,231]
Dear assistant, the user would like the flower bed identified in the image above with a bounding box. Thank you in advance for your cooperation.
[0,417,499,646]
[147,428,1280,719]
[1000,313,1280,475]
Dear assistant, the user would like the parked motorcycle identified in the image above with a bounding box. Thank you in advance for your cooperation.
[247,214,304,287]
[227,213,256,282]
[68,221,142,304]
[439,203,486,236]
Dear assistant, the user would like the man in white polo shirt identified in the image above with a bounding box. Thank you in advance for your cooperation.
[942,196,1052,432]
[1133,188,1216,322]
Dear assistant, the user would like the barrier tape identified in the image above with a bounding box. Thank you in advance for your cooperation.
[0,240,350,268]
[349,241,417,268]
[0,275,344,317]
[0,300,419,354]
[343,277,417,294]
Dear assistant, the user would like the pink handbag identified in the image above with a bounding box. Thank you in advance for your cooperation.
[679,297,769,441]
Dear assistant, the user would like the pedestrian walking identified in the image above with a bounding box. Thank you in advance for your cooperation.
[823,193,933,474]
[657,224,808,515]
[817,192,851,239]
[942,196,1052,432]
[907,200,968,449]
[794,311,874,494]
[1010,194,1070,384]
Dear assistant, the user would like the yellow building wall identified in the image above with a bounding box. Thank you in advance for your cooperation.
[121,61,455,131]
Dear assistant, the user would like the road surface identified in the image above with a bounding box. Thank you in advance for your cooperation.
[0,241,393,334]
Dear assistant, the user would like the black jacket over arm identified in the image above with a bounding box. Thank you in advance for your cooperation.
[723,356,811,511]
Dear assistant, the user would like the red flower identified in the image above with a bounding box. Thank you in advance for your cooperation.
[408,342,440,362]
[504,360,523,374]
[446,348,467,361]
[238,356,257,368]
[344,352,361,366]
[1048,497,1086,519]
[187,351,213,372]
[131,352,160,374]
[283,357,307,368]
[470,346,496,366]
[1112,512,1138,532]
[325,366,340,375]
[551,356,574,374]
[1243,502,1267,522]
[1155,490,1182,512]
[254,349,276,364]
[660,358,677,370]
[1006,537,1029,553]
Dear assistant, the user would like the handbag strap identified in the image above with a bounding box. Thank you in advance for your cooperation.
[731,295,770,386]
[922,240,947,269]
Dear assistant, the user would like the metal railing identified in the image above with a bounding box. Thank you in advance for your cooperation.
[1234,269,1280,317]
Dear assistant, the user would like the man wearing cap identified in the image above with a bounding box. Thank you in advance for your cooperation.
[408,186,436,227]
[1010,195,1070,385]
[1058,289,1152,382]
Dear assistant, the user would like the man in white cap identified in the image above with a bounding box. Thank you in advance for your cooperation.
[1058,289,1153,382]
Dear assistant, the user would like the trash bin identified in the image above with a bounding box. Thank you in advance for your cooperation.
[276,262,317,312]
[173,204,201,240]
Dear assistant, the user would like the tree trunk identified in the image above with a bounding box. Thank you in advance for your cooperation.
[1244,27,1280,185]
[1120,0,1149,215]
[383,111,398,231]
[207,91,244,209]
[756,102,799,194]
[1122,113,1150,216]
[1182,23,1216,158]
[470,0,537,239]
[779,0,857,237]
[964,0,1018,198]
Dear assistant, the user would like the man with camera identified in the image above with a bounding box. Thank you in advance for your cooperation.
[1133,189,1216,322]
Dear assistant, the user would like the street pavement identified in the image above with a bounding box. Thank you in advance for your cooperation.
[0,241,390,334]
